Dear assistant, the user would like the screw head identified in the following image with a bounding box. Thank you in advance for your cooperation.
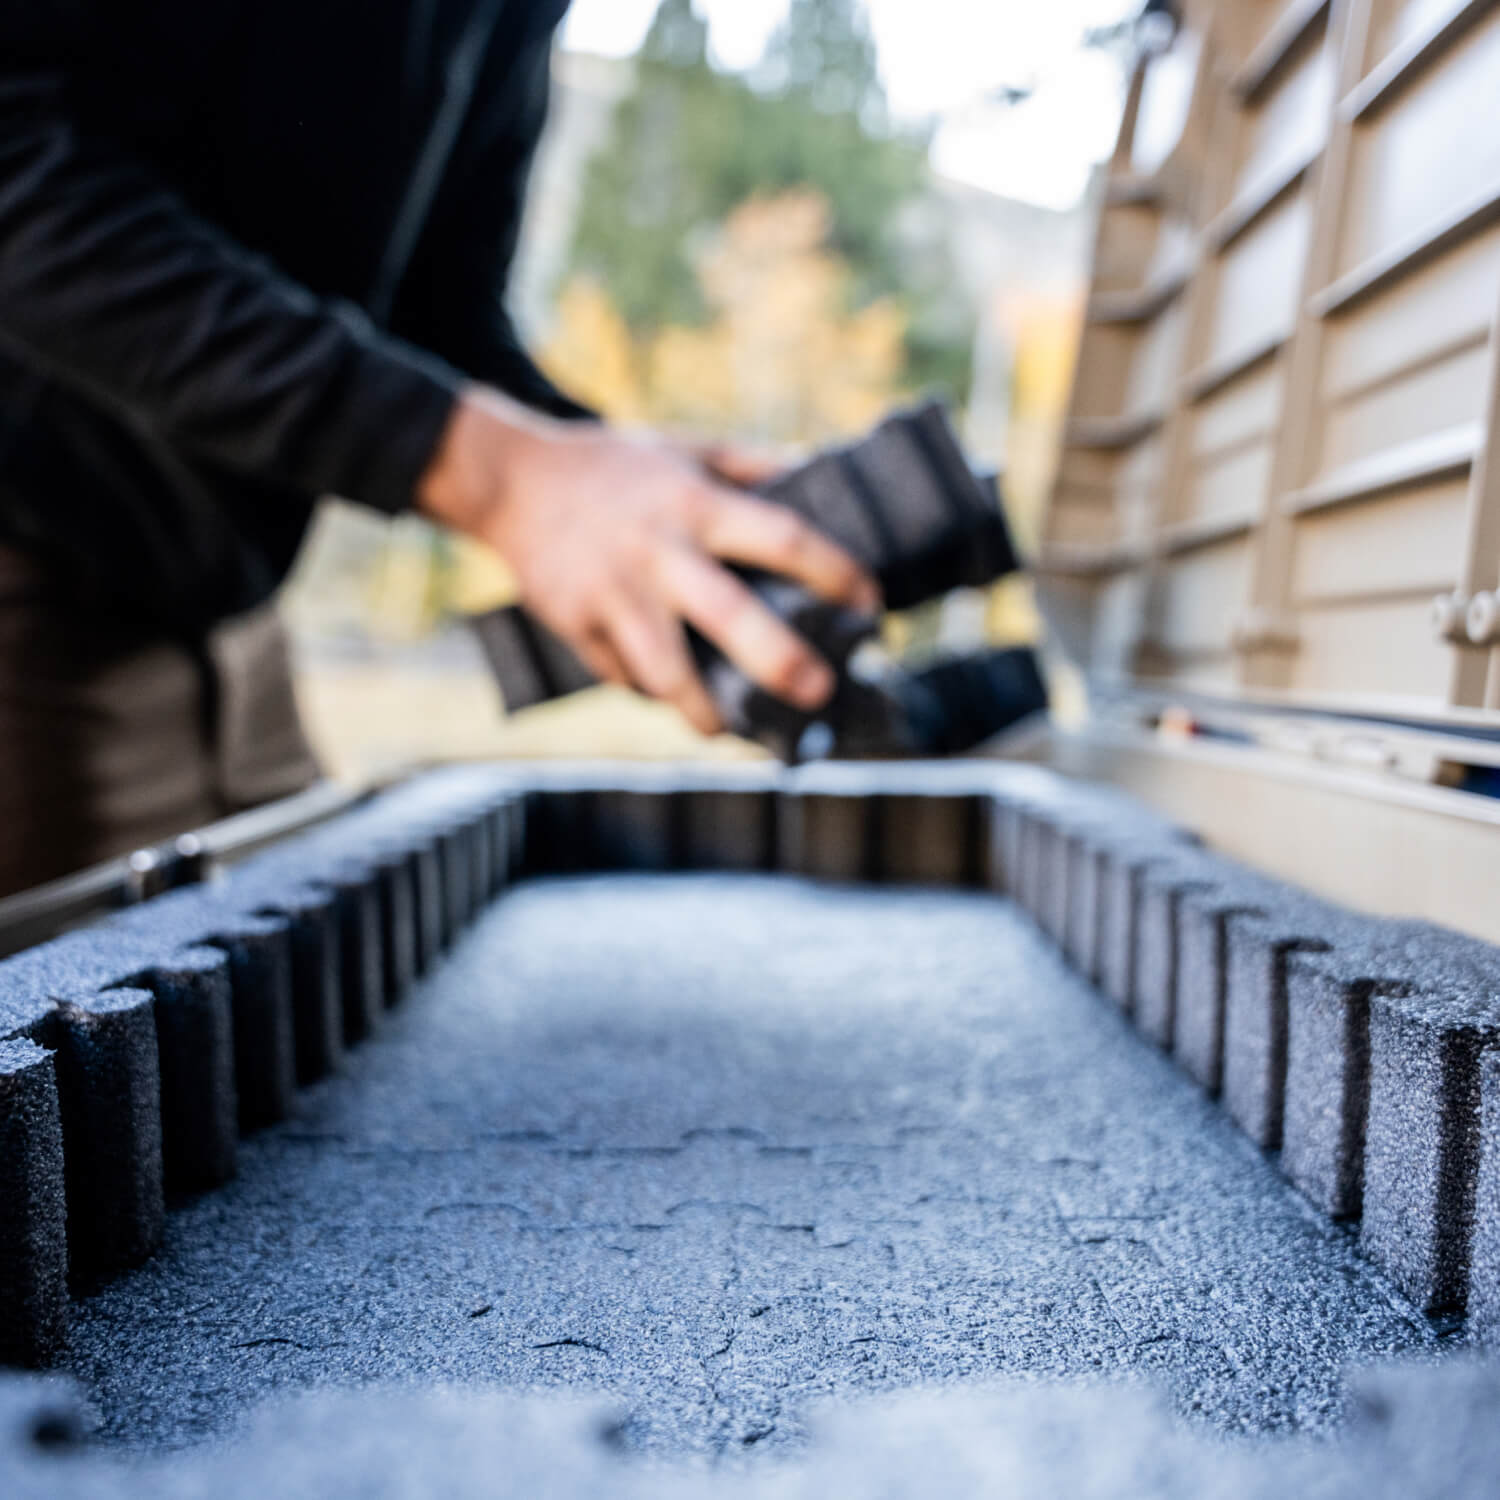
[1432,592,1469,643]
[1467,591,1500,646]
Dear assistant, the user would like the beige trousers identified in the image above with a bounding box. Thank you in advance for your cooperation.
[0,547,320,898]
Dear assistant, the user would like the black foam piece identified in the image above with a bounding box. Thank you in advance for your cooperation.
[1278,918,1500,1267]
[376,854,419,1005]
[264,892,343,1086]
[980,766,1064,898]
[473,584,878,763]
[590,788,681,871]
[0,1041,67,1368]
[757,404,1019,609]
[1169,867,1294,1093]
[127,947,239,1192]
[885,647,1048,758]
[411,841,445,975]
[490,801,520,894]
[1098,844,1182,1015]
[1221,907,1339,1152]
[1282,943,1391,1220]
[468,815,493,913]
[214,917,297,1133]
[1468,1051,1500,1344]
[105,896,298,1141]
[866,764,1006,887]
[503,765,695,873]
[1014,806,1056,925]
[675,770,780,873]
[324,869,384,1042]
[1359,930,1500,1315]
[470,405,1020,761]
[438,826,475,942]
[1059,830,1102,975]
[776,765,879,880]
[1059,798,1184,985]
[1130,858,1213,1051]
[522,786,594,876]
[1037,816,1071,943]
[46,991,163,1282]
[875,790,983,886]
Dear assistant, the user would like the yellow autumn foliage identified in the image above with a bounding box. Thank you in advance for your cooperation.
[539,277,648,424]
[541,189,909,446]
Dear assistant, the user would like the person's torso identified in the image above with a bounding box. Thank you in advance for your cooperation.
[0,0,564,637]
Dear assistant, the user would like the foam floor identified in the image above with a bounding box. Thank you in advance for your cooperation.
[65,876,1441,1453]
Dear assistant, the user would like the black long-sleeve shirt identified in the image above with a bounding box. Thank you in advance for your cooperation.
[0,0,588,639]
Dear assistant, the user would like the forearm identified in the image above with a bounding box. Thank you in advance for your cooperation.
[0,68,460,512]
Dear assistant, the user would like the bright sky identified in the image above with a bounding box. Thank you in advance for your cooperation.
[560,0,1141,210]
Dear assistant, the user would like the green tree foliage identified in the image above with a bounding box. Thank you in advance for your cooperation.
[567,0,973,403]
[758,0,886,122]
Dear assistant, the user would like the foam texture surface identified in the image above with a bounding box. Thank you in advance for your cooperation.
[58,877,1435,1454]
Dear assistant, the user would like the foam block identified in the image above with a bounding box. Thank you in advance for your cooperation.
[0,1041,67,1368]
[376,854,418,1007]
[874,793,982,886]
[47,990,163,1281]
[1279,923,1429,1221]
[1012,808,1048,923]
[1171,871,1294,1095]
[1467,1050,1500,1344]
[133,948,239,1191]
[468,813,493,913]
[1282,953,1378,1220]
[1063,835,1105,979]
[437,827,472,943]
[976,765,1076,903]
[1097,848,1173,1016]
[505,796,527,882]
[759,403,1018,609]
[325,870,384,1042]
[1134,876,1193,1051]
[1038,820,1071,944]
[590,789,680,872]
[1359,933,1500,1316]
[213,917,297,1133]
[984,798,1015,895]
[778,767,879,881]
[1222,912,1330,1151]
[266,893,343,1085]
[677,785,776,873]
[522,789,591,875]
[411,842,445,975]
[480,803,510,897]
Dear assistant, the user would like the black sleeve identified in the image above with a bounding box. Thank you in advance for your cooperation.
[394,17,596,425]
[0,59,464,514]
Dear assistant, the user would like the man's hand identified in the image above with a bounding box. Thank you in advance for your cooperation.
[418,387,879,735]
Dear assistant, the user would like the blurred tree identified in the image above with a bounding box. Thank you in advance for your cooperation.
[565,0,972,407]
[758,0,884,120]
[647,190,907,441]
[545,189,909,444]
[568,0,744,331]
[538,277,646,422]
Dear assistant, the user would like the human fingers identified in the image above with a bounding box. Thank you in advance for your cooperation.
[656,543,834,711]
[599,585,723,736]
[696,486,880,613]
[571,627,632,689]
[695,441,793,489]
